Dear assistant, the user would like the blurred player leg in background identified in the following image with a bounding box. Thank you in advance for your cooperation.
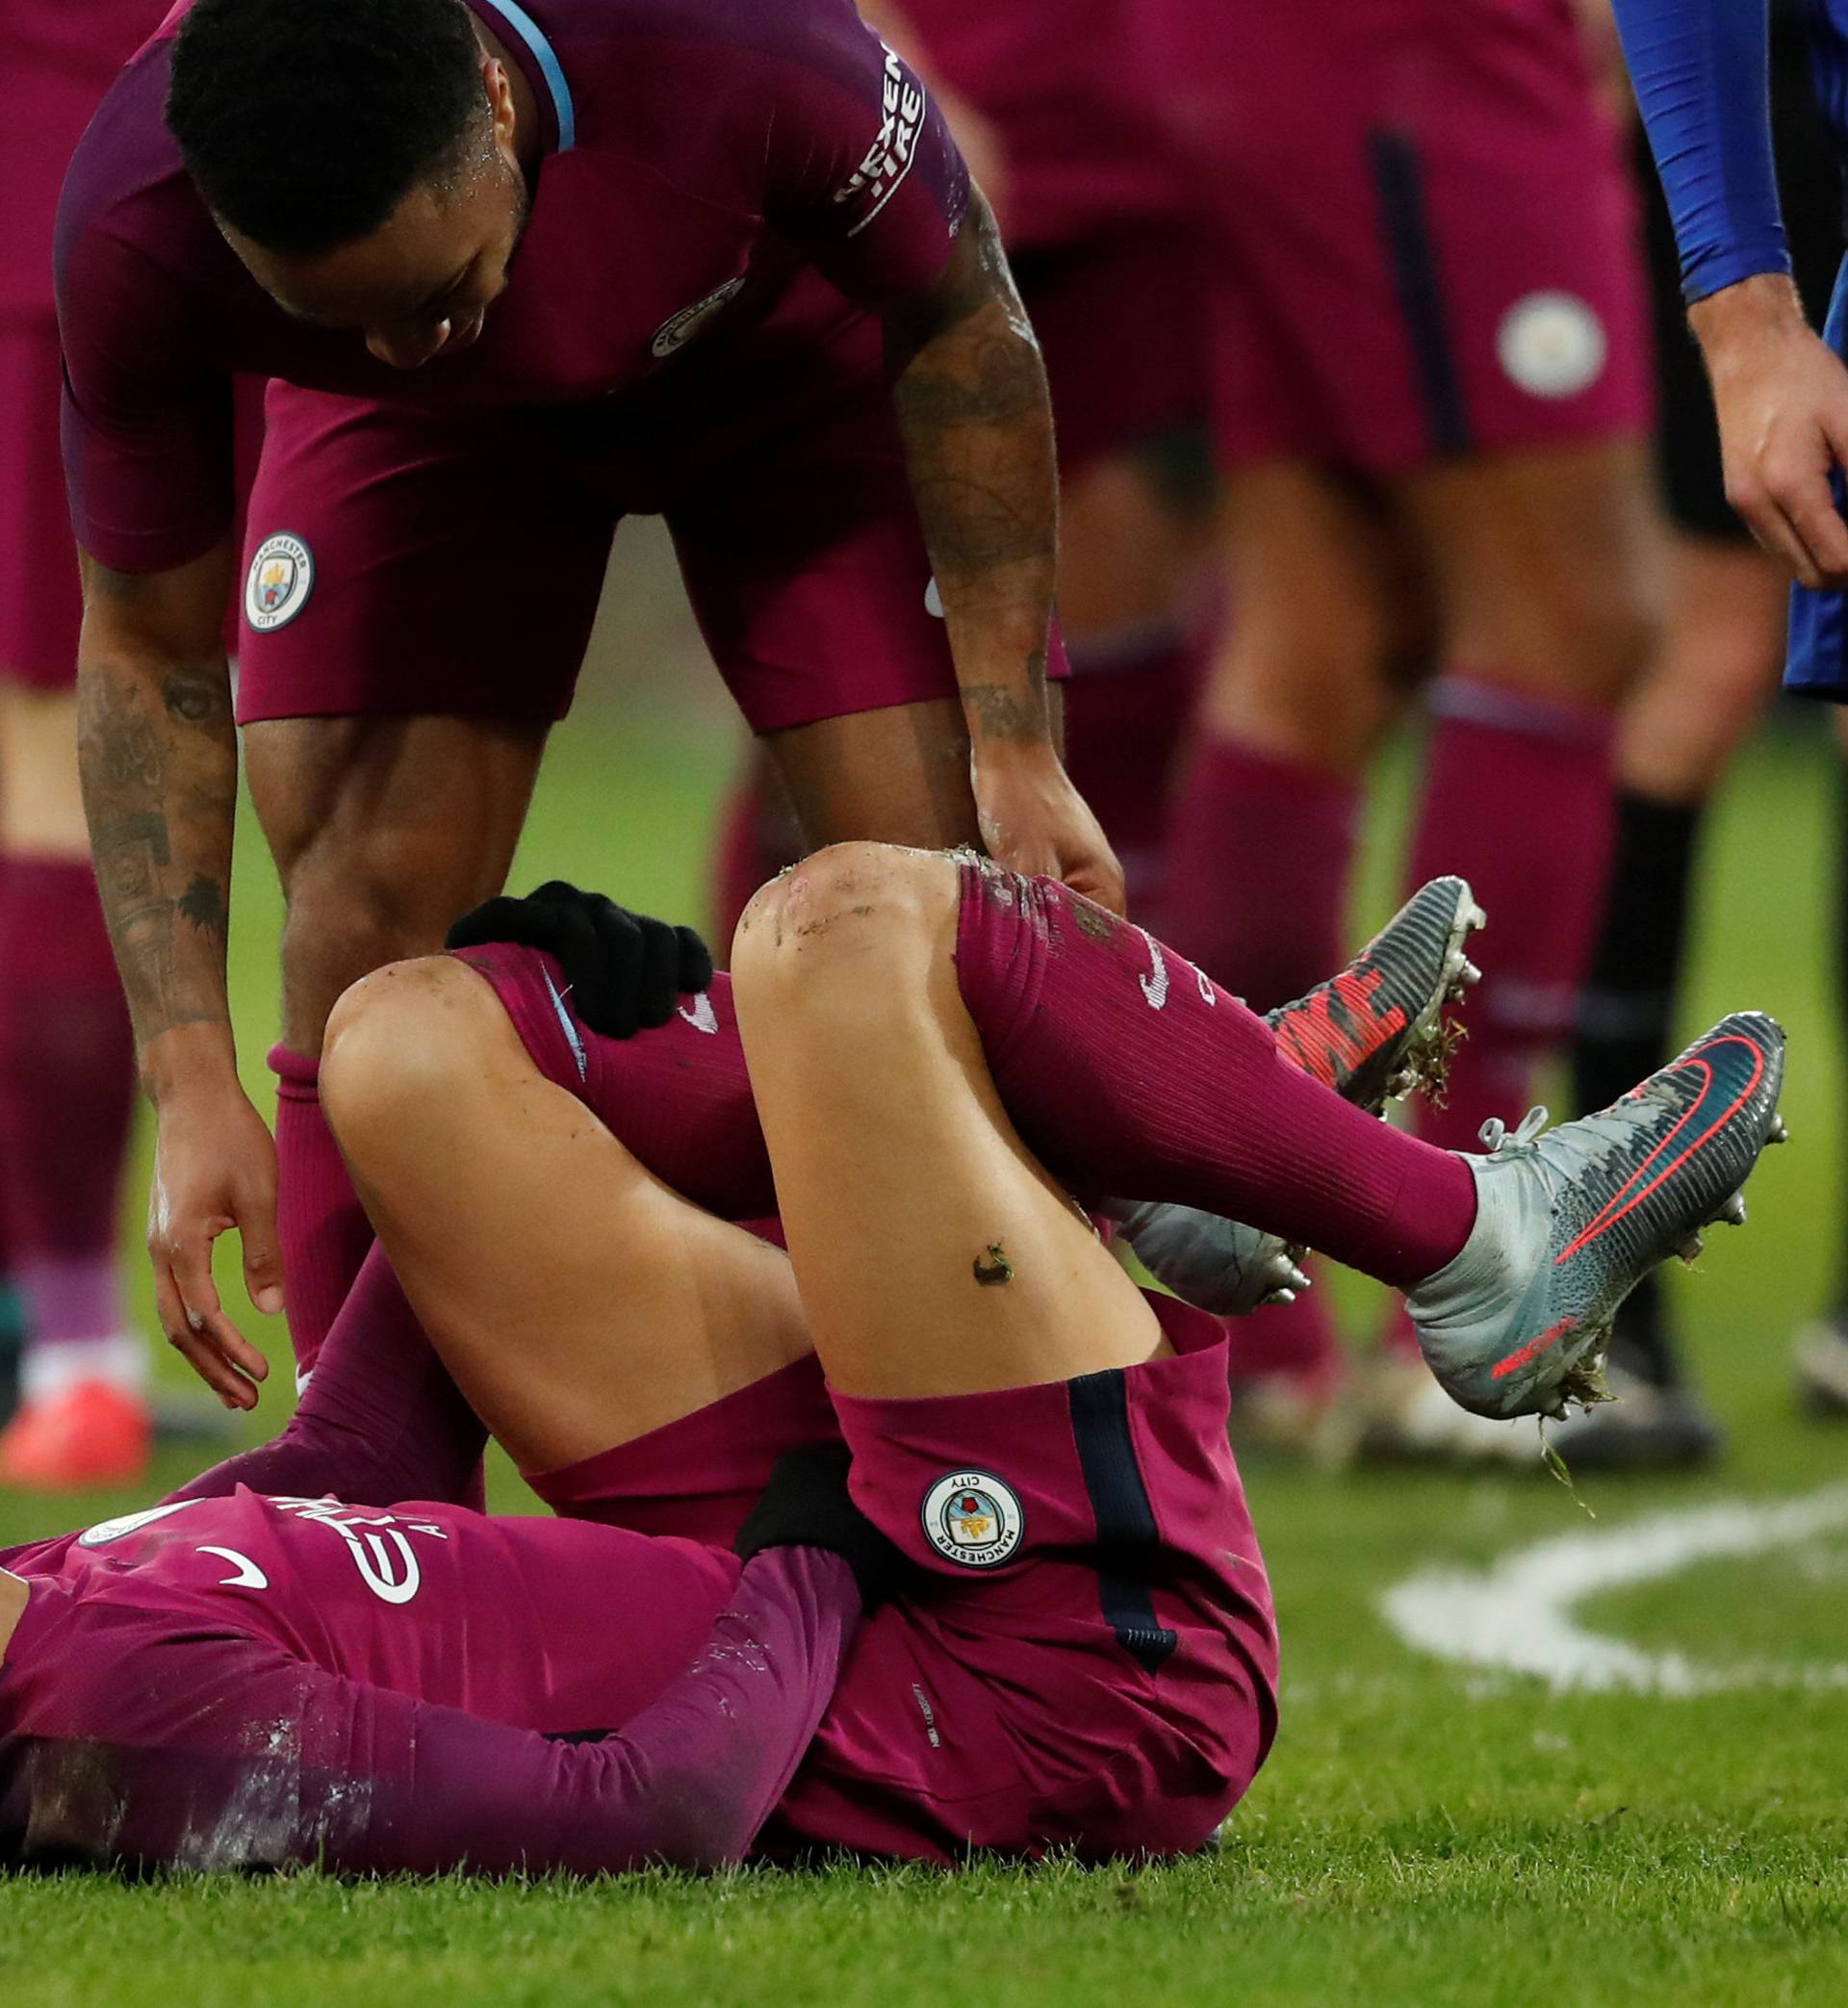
[1168,469,1420,1447]
[0,317,144,1489]
[0,3,233,1487]
[1013,232,1216,923]
[1563,8,1845,1464]
[1147,0,1667,1460]
[709,0,1218,948]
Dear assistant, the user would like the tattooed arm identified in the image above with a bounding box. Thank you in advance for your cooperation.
[884,194,1123,911]
[77,546,282,1405]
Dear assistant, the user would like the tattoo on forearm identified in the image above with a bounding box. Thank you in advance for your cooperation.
[163,668,233,730]
[891,311,1057,575]
[177,876,230,942]
[889,200,1060,740]
[78,654,237,1045]
[959,655,1050,744]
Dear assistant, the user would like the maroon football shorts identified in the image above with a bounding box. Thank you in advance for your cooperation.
[3,322,260,689]
[1147,0,1652,473]
[1014,227,1211,480]
[528,1291,1276,1862]
[233,316,1068,734]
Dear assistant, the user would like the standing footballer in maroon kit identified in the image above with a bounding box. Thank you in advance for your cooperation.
[0,1,173,1491]
[0,853,1783,1872]
[57,0,1116,1393]
[1141,0,1673,1454]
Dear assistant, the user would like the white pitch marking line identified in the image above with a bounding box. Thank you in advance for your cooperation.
[1379,1483,1848,1695]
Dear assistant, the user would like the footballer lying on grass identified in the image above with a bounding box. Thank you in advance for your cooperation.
[0,847,1784,1873]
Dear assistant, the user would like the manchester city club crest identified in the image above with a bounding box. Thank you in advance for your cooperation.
[1495,290,1607,400]
[650,274,746,358]
[920,1469,1024,1569]
[244,531,315,631]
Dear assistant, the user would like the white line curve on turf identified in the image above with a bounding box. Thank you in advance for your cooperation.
[1379,1483,1848,1694]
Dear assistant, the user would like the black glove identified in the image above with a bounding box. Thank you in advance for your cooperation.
[446,881,714,1039]
[734,1445,907,1609]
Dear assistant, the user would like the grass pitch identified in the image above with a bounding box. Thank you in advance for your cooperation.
[3,712,1846,2008]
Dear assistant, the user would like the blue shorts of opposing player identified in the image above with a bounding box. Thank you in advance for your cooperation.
[1785,252,1848,701]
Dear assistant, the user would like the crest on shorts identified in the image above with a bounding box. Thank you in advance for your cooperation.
[1496,291,1607,400]
[650,275,746,358]
[244,532,315,632]
[921,1470,1024,1569]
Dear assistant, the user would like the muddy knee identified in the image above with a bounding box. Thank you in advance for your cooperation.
[731,841,958,1003]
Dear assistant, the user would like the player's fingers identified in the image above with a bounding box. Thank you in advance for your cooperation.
[1766,498,1829,590]
[526,878,582,907]
[1733,481,1822,587]
[1781,476,1848,589]
[149,1254,195,1354]
[993,835,1057,884]
[174,1322,261,1409]
[446,893,542,953]
[632,916,681,1029]
[1806,413,1848,584]
[1068,846,1128,917]
[167,1227,253,1383]
[153,1258,256,1408]
[978,810,1048,878]
[236,1186,286,1330]
[559,900,629,1035]
[675,924,715,998]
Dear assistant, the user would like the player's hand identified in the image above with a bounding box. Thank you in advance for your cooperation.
[147,1079,281,1409]
[1692,274,1848,589]
[973,743,1127,915]
[446,882,714,1037]
[735,1445,907,1608]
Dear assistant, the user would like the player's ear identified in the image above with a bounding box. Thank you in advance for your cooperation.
[481,57,518,148]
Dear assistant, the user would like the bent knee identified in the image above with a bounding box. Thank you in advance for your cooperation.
[321,955,500,1148]
[1571,579,1665,696]
[731,841,958,993]
[1485,567,1666,708]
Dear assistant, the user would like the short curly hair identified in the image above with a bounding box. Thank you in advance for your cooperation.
[167,0,489,255]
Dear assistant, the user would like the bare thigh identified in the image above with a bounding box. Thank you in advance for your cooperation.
[0,686,87,857]
[1397,436,1667,704]
[245,712,549,1054]
[320,956,812,1472]
[1198,462,1425,773]
[1058,452,1215,643]
[730,842,1165,1400]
